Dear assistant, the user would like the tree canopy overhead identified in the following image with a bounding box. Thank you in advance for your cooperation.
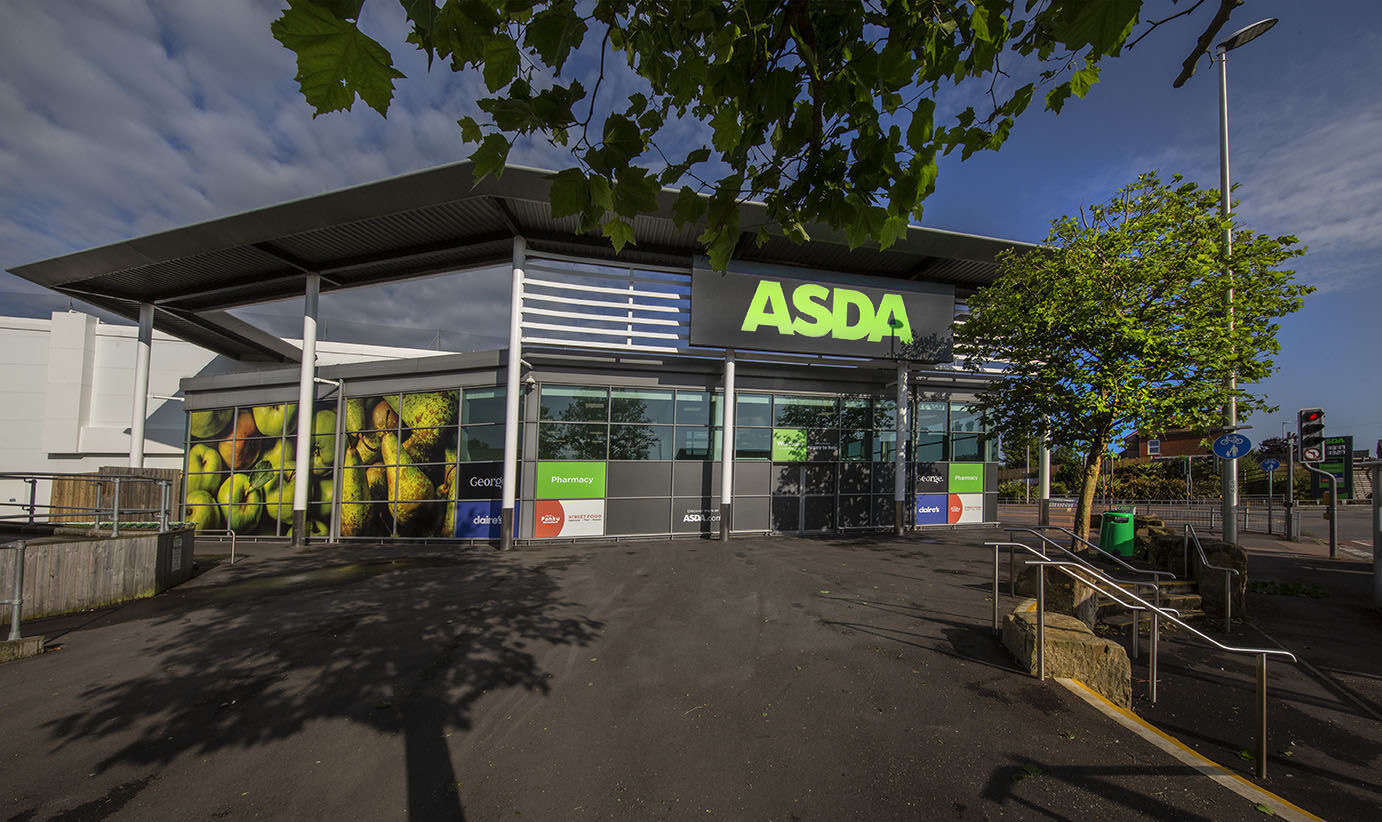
[272,0,1250,269]
[955,172,1308,538]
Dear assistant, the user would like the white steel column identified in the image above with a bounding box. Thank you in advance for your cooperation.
[291,274,320,545]
[501,237,525,550]
[894,363,909,535]
[128,302,154,467]
[720,348,735,540]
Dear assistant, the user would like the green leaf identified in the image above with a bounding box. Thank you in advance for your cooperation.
[685,147,711,165]
[457,115,482,143]
[602,114,644,164]
[1253,803,1275,816]
[401,0,440,66]
[602,218,636,252]
[1070,65,1100,99]
[470,133,511,181]
[1054,0,1140,54]
[612,167,659,217]
[524,1,587,73]
[271,1,406,117]
[548,168,589,219]
[482,35,520,92]
[672,186,706,226]
[906,99,936,150]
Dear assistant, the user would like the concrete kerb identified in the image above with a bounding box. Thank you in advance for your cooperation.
[0,636,44,664]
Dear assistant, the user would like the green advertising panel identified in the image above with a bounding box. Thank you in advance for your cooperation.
[948,462,984,493]
[536,461,607,499]
[771,428,808,462]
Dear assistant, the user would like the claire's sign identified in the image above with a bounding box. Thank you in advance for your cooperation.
[691,264,955,360]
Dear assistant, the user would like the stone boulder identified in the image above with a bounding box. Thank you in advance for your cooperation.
[1193,538,1247,618]
[1014,562,1099,630]
[1002,598,1132,708]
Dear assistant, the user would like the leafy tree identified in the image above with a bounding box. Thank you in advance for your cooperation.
[271,0,1253,269]
[954,172,1309,540]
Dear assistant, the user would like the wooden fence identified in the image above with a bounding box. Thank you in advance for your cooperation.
[48,467,184,524]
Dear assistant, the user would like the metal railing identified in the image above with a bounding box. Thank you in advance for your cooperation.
[0,472,175,535]
[196,529,239,565]
[2,541,23,641]
[1016,524,1175,589]
[989,537,1297,779]
[997,499,1300,536]
[1184,524,1240,633]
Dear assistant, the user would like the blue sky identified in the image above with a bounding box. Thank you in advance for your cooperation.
[1,0,1378,453]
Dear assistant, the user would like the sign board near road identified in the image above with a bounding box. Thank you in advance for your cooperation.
[1310,435,1354,501]
[1260,458,1281,472]
[1212,433,1252,459]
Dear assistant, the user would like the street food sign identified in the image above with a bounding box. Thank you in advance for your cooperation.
[690,262,955,360]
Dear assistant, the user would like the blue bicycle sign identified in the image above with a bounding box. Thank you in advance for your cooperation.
[1260,458,1281,472]
[1211,433,1253,459]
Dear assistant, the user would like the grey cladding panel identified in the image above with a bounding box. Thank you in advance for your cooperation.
[733,461,771,496]
[733,496,770,531]
[673,462,721,497]
[607,498,672,536]
[607,461,673,499]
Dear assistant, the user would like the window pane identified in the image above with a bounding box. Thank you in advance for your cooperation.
[539,385,608,422]
[873,430,897,462]
[609,424,675,460]
[950,403,983,434]
[611,388,675,425]
[675,390,722,426]
[839,398,873,431]
[916,402,948,432]
[914,434,947,462]
[539,423,608,460]
[735,426,772,459]
[462,387,506,425]
[774,395,836,427]
[840,430,871,461]
[951,433,982,461]
[460,425,505,461]
[736,393,772,428]
[873,399,897,430]
[675,426,721,460]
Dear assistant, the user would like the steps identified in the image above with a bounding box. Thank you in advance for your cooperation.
[1098,578,1204,629]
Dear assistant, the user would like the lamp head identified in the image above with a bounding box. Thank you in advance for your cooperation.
[1217,18,1278,53]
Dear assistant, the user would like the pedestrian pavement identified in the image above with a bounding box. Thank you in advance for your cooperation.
[0,528,1373,820]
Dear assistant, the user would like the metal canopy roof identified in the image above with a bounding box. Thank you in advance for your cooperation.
[7,162,1032,362]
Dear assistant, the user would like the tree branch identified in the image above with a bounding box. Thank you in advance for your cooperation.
[1172,0,1244,88]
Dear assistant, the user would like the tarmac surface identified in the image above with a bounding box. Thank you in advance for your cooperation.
[0,526,1376,820]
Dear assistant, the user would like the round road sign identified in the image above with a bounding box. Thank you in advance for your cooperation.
[1260,458,1281,472]
[1211,433,1252,459]
[1302,446,1323,462]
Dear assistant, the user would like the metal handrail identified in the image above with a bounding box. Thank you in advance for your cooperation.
[1008,545,1295,779]
[195,529,239,565]
[1028,524,1176,582]
[1184,524,1241,633]
[0,472,174,535]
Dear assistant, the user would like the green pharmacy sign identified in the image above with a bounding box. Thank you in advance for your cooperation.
[535,461,607,499]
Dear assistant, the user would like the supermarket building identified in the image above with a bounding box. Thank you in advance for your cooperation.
[7,163,1030,548]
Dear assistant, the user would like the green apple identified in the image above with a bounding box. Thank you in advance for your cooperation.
[263,472,297,524]
[313,477,333,520]
[217,473,263,533]
[186,443,225,494]
[189,408,232,439]
[310,409,337,476]
[252,402,297,437]
[185,490,222,531]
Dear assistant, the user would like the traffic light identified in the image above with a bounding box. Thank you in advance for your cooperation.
[1298,408,1325,462]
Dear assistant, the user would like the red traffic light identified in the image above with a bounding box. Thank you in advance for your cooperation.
[1302,411,1322,422]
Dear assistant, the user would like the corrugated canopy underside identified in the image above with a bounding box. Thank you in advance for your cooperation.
[7,162,1031,362]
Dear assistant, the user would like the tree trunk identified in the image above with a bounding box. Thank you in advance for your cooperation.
[1074,441,1105,542]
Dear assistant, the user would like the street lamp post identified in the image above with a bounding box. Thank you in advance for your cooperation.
[1215,17,1277,547]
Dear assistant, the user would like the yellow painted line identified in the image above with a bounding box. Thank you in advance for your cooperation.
[1056,677,1326,822]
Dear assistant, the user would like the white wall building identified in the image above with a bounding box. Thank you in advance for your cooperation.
[0,310,446,511]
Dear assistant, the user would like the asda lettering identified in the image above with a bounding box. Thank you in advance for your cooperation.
[740,281,913,344]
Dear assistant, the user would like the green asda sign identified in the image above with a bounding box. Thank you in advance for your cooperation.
[535,461,606,499]
[690,263,955,361]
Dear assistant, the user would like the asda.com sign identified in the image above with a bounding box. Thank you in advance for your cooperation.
[690,263,955,360]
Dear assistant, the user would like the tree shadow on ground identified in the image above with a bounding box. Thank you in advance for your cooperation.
[34,546,602,821]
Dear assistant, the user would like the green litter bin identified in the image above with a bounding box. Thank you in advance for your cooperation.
[1099,512,1135,557]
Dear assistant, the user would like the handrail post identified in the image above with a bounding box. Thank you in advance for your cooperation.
[1150,608,1160,703]
[160,480,170,532]
[26,479,36,524]
[7,542,24,641]
[1183,525,1190,578]
[1009,545,1015,595]
[1036,563,1046,681]
[992,543,1000,634]
[94,479,103,527]
[111,477,122,537]
[1131,606,1139,659]
[1256,653,1268,779]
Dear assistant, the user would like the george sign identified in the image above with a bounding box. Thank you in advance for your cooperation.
[1211,433,1252,459]
[535,461,606,499]
[1260,458,1281,472]
[690,263,955,360]
[533,499,605,538]
[913,463,946,493]
[456,462,504,499]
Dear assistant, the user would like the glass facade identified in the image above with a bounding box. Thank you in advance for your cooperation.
[185,380,993,541]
